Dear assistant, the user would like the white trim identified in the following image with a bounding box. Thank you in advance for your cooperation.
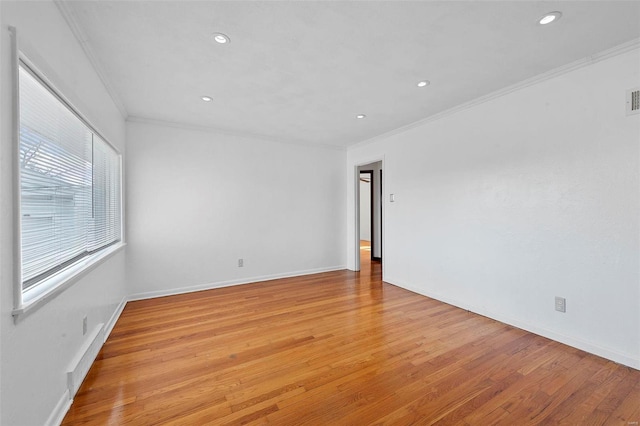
[127,265,347,302]
[126,115,347,152]
[354,165,361,272]
[44,389,71,426]
[384,276,640,370]
[351,156,386,274]
[53,0,128,119]
[10,26,23,312]
[350,38,640,150]
[104,296,127,342]
[43,299,125,426]
[13,47,126,321]
[119,153,126,249]
[13,243,126,322]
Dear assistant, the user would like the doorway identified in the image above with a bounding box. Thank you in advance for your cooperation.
[356,161,382,273]
[359,170,373,261]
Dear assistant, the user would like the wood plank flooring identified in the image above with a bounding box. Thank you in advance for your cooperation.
[62,245,639,425]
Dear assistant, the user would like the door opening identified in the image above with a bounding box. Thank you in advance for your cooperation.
[359,171,373,262]
[355,161,383,273]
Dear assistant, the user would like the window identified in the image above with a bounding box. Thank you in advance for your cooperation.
[17,61,122,309]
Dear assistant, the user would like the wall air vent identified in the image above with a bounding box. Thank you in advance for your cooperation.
[67,323,104,397]
[627,88,640,116]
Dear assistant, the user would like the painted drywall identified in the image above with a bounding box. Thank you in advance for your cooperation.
[126,120,346,299]
[0,2,127,425]
[359,177,371,241]
[347,46,640,368]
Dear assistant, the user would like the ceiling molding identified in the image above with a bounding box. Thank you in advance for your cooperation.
[54,0,129,120]
[126,116,347,152]
[350,37,640,151]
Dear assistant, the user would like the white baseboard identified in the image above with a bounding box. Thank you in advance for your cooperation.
[384,276,640,370]
[127,265,347,302]
[104,296,127,341]
[46,297,125,426]
[45,389,71,426]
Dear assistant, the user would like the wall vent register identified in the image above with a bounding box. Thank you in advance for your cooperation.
[627,88,640,115]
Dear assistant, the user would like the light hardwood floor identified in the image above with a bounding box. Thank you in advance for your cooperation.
[62,245,639,425]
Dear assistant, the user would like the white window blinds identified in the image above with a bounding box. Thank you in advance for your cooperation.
[19,64,121,291]
[89,135,121,252]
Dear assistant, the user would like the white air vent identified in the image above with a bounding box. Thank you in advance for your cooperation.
[67,323,104,397]
[627,88,640,116]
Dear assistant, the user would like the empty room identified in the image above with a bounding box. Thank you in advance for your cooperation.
[1,1,639,425]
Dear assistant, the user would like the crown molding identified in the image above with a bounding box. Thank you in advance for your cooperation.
[349,38,640,151]
[48,2,640,151]
[54,0,128,120]
[126,116,347,152]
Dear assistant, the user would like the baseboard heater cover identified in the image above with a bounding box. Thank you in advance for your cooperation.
[67,323,104,397]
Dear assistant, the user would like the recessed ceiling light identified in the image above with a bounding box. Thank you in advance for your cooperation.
[356,114,366,119]
[417,80,430,87]
[201,96,213,102]
[538,11,562,25]
[212,33,230,44]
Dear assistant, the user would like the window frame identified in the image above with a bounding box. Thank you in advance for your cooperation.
[11,33,125,322]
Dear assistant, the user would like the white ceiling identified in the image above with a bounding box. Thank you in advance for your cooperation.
[61,1,640,148]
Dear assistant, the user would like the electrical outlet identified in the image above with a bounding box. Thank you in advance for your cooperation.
[555,297,566,313]
[82,316,88,335]
[238,258,244,267]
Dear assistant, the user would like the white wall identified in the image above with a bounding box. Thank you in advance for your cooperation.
[0,2,127,425]
[359,177,371,241]
[126,120,346,299]
[347,47,640,369]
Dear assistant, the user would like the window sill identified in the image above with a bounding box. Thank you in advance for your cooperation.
[12,242,126,323]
